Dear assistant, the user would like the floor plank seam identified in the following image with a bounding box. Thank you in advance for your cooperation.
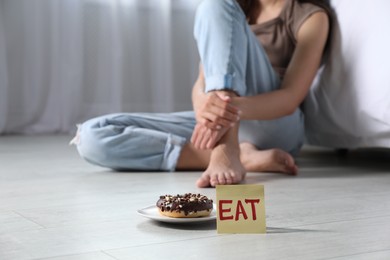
[320,248,390,260]
[101,250,120,260]
[102,234,224,252]
[5,198,146,212]
[12,211,47,229]
[281,213,390,229]
[269,194,390,206]
[31,250,118,260]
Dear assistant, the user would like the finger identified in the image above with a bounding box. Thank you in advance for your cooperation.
[192,125,207,150]
[206,131,219,149]
[201,112,220,125]
[219,107,241,121]
[212,96,239,114]
[190,126,197,143]
[199,128,211,150]
[208,105,240,122]
[191,131,199,149]
[202,119,222,130]
[220,95,231,102]
[202,110,237,127]
[203,111,238,127]
[215,117,237,128]
[191,124,202,141]
[200,96,239,124]
[212,93,240,111]
[202,127,215,150]
[198,127,211,150]
[215,93,234,104]
[202,116,231,129]
[191,125,203,149]
[205,93,237,115]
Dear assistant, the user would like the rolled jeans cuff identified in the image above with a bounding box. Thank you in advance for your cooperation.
[161,134,187,172]
[205,73,246,96]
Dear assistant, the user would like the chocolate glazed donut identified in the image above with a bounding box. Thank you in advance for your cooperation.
[156,193,213,218]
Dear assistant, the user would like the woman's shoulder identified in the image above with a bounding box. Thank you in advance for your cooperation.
[283,0,330,42]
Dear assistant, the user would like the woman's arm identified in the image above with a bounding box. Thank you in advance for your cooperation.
[233,12,330,120]
[191,64,241,149]
[192,64,240,129]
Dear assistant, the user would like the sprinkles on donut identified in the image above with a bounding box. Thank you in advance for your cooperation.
[156,193,213,218]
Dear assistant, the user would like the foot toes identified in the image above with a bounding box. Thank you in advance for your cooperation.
[291,165,299,175]
[224,172,233,184]
[218,174,226,185]
[275,150,297,174]
[196,176,211,188]
[284,158,298,175]
[210,175,219,187]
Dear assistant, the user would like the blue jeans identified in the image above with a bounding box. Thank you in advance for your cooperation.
[73,0,304,171]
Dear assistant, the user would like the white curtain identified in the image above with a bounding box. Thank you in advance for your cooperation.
[0,0,201,134]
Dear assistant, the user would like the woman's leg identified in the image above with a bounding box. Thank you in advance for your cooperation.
[193,0,304,187]
[194,0,304,153]
[177,141,297,174]
[73,111,297,176]
[195,0,305,154]
[194,0,280,96]
[74,112,197,171]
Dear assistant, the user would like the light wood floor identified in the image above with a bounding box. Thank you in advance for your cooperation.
[1,135,390,260]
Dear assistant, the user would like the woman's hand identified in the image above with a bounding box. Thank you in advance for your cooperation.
[191,123,229,150]
[191,90,240,150]
[194,91,240,130]
[191,64,240,149]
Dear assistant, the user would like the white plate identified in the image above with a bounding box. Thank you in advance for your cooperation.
[137,204,217,223]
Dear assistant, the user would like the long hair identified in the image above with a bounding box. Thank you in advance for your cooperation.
[236,0,332,25]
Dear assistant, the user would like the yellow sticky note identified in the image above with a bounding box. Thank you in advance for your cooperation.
[216,184,266,234]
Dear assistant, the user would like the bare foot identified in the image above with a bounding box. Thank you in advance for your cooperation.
[196,144,246,188]
[240,142,298,175]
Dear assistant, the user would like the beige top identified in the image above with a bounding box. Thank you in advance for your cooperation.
[251,0,326,77]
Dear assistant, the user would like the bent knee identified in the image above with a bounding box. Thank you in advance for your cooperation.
[75,123,113,168]
[196,0,237,17]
